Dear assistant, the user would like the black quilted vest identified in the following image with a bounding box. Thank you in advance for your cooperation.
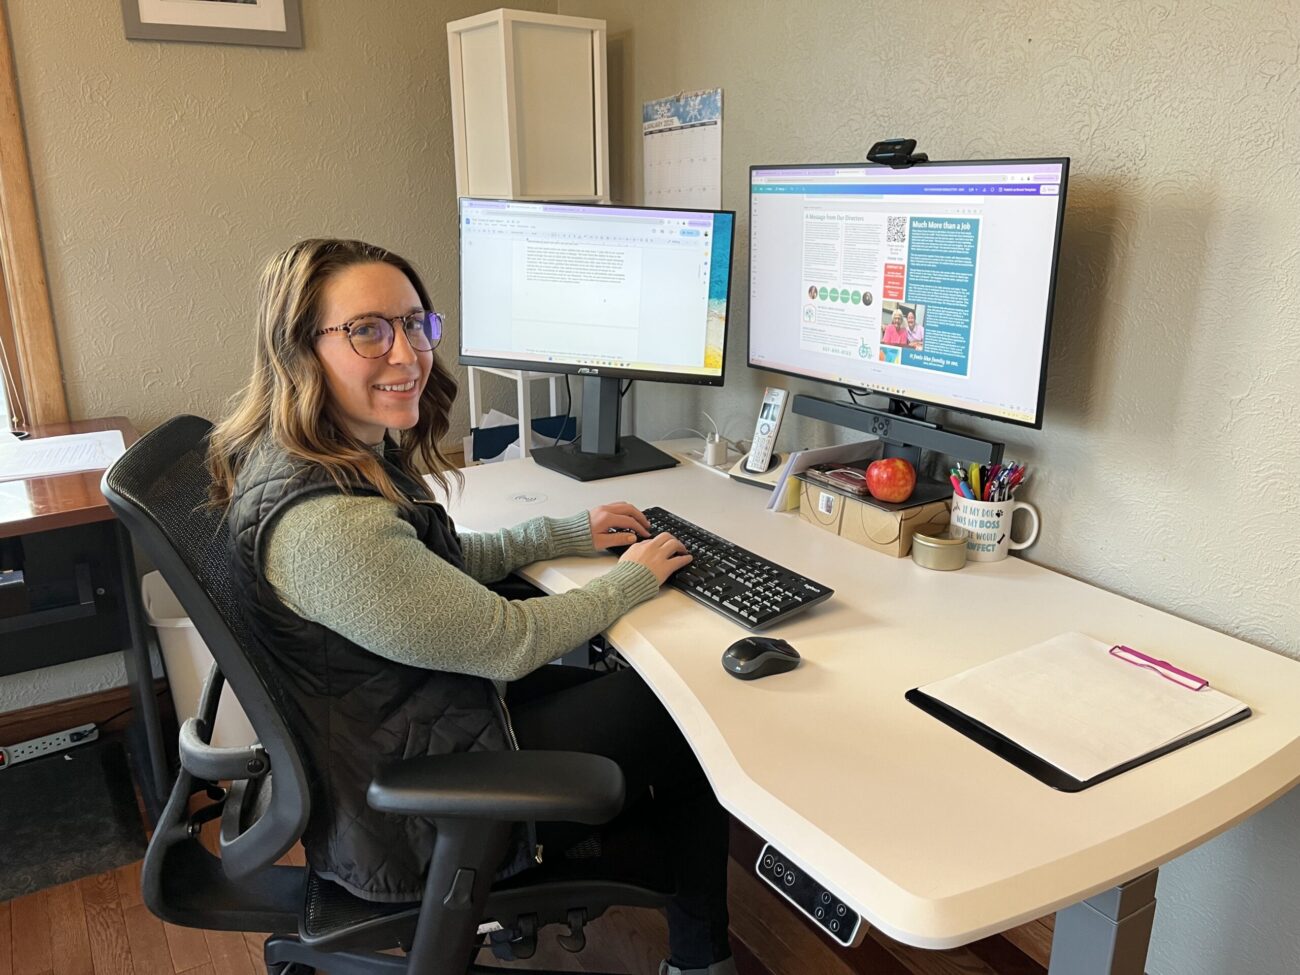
[226,440,530,902]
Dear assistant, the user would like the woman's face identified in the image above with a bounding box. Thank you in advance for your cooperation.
[314,262,432,444]
[906,311,916,327]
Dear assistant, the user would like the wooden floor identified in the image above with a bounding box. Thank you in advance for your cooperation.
[0,835,1050,975]
[0,857,285,975]
[0,696,1049,975]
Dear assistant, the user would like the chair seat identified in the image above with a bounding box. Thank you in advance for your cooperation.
[302,870,419,947]
[301,802,675,950]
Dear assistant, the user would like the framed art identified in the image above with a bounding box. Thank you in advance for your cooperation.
[121,0,304,49]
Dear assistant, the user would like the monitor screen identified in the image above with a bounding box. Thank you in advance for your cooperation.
[748,159,1068,427]
[459,198,736,385]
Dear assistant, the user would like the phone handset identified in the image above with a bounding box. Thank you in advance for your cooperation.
[745,387,788,473]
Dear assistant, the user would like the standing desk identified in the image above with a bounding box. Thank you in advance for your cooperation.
[0,417,171,821]
[446,444,1300,975]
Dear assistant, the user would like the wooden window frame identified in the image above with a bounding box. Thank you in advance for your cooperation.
[0,2,67,426]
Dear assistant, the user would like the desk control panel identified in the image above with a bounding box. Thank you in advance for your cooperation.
[756,843,864,947]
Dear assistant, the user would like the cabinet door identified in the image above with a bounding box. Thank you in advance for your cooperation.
[457,22,512,198]
[510,22,596,198]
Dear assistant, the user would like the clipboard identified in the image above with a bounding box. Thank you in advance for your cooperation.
[905,686,1252,792]
[906,633,1253,792]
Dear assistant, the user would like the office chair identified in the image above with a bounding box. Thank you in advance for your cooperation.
[102,415,674,974]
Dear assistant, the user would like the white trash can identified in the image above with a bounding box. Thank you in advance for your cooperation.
[143,571,257,749]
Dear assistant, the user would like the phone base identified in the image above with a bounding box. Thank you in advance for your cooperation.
[728,453,785,489]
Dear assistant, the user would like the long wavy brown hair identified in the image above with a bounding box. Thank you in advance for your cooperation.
[208,238,462,508]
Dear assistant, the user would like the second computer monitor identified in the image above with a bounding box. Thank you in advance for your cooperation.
[459,198,736,480]
[748,159,1068,428]
[460,198,734,384]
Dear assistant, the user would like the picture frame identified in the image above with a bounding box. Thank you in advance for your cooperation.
[121,0,304,49]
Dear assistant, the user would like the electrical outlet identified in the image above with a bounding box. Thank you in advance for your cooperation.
[0,723,98,770]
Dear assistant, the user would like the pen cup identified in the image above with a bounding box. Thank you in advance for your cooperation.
[950,494,1040,563]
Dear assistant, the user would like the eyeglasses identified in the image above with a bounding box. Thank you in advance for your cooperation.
[314,311,443,359]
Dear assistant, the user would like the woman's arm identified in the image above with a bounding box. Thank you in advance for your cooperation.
[457,513,593,583]
[263,494,659,682]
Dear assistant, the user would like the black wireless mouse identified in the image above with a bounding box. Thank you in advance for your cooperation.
[722,637,801,680]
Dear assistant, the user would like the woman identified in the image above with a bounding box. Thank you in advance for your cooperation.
[905,308,924,348]
[882,308,909,346]
[208,239,734,975]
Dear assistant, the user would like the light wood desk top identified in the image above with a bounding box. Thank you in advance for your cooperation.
[446,446,1300,949]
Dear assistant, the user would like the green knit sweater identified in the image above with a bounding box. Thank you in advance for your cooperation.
[263,493,660,682]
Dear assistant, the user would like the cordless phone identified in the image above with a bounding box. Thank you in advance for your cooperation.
[745,387,788,473]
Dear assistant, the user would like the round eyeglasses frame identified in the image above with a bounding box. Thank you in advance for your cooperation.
[314,311,443,359]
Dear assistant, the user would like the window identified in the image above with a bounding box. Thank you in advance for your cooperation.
[0,11,67,427]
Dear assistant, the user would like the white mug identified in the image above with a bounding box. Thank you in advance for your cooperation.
[950,494,1040,562]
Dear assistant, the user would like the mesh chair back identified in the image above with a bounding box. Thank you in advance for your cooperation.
[102,415,310,878]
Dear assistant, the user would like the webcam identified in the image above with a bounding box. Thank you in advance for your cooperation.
[866,138,929,169]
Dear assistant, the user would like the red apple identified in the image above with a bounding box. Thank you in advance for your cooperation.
[865,458,916,503]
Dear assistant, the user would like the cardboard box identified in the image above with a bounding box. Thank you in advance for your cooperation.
[839,495,952,558]
[799,481,846,535]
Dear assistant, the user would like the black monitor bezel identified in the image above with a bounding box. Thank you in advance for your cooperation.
[746,157,1070,430]
[457,197,737,388]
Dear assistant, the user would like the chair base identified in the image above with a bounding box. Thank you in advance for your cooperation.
[263,932,651,975]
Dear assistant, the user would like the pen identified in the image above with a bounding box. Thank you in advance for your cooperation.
[949,473,963,495]
[968,463,981,500]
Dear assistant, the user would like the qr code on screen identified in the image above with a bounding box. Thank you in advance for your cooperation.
[887,216,907,243]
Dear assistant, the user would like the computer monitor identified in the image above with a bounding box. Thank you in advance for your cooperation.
[748,159,1068,431]
[459,198,736,480]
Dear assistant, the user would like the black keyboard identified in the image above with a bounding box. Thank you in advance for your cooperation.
[638,507,833,630]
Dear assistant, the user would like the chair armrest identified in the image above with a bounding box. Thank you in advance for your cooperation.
[367,750,624,824]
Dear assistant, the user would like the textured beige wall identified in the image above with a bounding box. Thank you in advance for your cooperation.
[7,0,553,437]
[564,0,1300,658]
[560,3,1300,973]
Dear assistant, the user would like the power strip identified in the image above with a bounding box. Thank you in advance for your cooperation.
[0,723,99,771]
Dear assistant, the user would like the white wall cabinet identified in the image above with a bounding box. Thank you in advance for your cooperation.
[447,8,610,202]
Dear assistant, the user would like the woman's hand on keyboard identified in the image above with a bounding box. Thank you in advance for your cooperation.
[588,502,653,551]
[619,532,693,585]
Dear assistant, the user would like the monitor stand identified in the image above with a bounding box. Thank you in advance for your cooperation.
[531,376,679,482]
[792,394,1005,466]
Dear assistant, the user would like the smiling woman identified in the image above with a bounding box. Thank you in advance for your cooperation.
[202,239,734,972]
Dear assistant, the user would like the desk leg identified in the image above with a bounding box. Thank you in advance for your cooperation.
[1048,869,1157,975]
[114,522,172,825]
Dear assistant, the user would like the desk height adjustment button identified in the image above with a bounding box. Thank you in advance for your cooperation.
[783,871,796,886]
[762,854,774,869]
[773,862,784,878]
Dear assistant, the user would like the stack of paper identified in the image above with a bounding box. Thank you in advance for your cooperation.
[0,431,127,483]
[919,633,1249,782]
[765,440,880,511]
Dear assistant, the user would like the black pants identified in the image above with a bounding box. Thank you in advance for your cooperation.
[507,664,732,969]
